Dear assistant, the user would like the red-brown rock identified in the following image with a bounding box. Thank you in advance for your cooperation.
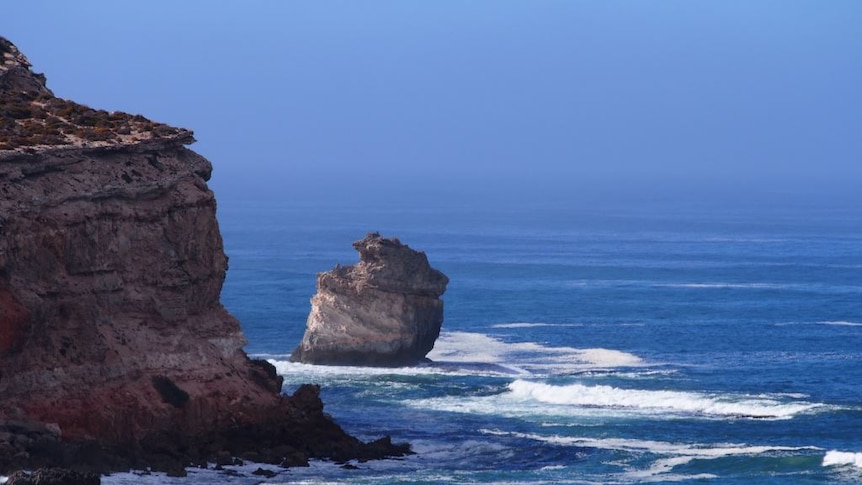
[0,36,410,475]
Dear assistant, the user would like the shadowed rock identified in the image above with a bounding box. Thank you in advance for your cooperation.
[0,36,410,476]
[292,232,449,366]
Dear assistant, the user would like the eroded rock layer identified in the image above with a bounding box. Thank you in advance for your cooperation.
[0,36,409,475]
[292,233,449,366]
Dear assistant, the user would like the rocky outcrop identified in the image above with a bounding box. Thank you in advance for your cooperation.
[0,38,51,96]
[0,36,409,475]
[5,468,99,485]
[292,233,449,366]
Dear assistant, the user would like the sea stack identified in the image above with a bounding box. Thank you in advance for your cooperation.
[0,36,408,475]
[292,232,449,366]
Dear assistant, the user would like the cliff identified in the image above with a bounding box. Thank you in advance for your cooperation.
[292,233,449,366]
[0,36,408,475]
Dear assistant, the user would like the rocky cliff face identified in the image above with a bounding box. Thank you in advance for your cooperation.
[292,233,449,366]
[0,36,408,475]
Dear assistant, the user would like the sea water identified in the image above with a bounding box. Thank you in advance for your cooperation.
[103,200,861,484]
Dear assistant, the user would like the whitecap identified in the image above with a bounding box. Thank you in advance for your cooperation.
[267,358,460,381]
[506,380,822,419]
[427,331,643,376]
[483,429,821,481]
[818,321,862,327]
[407,380,825,421]
[491,322,582,329]
[264,331,642,380]
[491,322,554,329]
[823,450,862,468]
[654,282,782,290]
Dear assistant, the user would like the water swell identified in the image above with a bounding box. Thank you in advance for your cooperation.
[507,380,824,420]
[407,380,827,422]
[483,429,823,481]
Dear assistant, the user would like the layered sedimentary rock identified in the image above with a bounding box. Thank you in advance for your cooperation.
[0,36,408,475]
[292,232,449,366]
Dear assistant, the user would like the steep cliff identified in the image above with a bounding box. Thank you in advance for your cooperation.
[292,233,449,366]
[0,36,408,475]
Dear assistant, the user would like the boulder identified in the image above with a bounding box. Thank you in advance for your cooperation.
[292,232,449,366]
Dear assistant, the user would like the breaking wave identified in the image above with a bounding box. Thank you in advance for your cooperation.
[483,429,822,481]
[823,450,862,468]
[426,331,643,376]
[818,321,862,327]
[407,379,826,421]
[506,380,824,419]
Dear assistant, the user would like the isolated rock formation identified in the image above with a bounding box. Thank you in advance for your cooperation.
[0,36,409,475]
[292,233,449,366]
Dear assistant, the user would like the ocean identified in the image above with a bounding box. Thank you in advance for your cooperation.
[107,199,861,484]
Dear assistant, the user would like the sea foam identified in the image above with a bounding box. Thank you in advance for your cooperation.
[818,321,862,327]
[823,451,862,468]
[427,331,643,375]
[408,379,824,421]
[507,380,822,419]
[483,429,821,481]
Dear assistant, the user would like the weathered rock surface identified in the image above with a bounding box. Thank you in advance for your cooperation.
[5,467,100,485]
[0,36,410,475]
[292,232,449,366]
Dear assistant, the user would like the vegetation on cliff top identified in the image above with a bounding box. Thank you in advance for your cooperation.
[1,35,189,152]
[0,90,189,151]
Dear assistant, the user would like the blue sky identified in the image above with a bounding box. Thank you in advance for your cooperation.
[4,2,861,208]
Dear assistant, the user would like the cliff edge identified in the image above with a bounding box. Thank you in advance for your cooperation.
[292,233,449,366]
[0,36,408,475]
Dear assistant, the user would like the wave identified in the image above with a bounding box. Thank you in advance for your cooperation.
[491,322,582,329]
[407,380,826,421]
[818,321,862,327]
[823,450,862,468]
[654,282,783,290]
[262,331,645,383]
[427,331,643,375]
[507,380,823,419]
[774,321,862,328]
[483,429,821,481]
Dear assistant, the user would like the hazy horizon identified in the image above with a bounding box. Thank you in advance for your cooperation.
[4,2,860,210]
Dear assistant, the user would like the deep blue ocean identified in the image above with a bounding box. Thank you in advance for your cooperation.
[110,200,862,484]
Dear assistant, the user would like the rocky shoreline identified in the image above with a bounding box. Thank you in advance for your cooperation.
[0,36,409,480]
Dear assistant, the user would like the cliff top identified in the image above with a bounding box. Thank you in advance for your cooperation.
[0,36,191,153]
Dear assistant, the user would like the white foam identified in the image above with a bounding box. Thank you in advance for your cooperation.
[655,282,781,290]
[483,429,821,456]
[102,458,373,484]
[823,450,862,468]
[263,332,643,381]
[483,429,820,481]
[427,331,643,376]
[491,322,582,329]
[268,358,446,379]
[818,321,862,327]
[506,380,822,419]
[407,380,824,421]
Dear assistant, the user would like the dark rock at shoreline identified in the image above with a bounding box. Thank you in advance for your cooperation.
[0,36,410,476]
[5,468,99,485]
[292,232,449,366]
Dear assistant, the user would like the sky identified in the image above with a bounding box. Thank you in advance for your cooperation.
[3,1,861,209]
